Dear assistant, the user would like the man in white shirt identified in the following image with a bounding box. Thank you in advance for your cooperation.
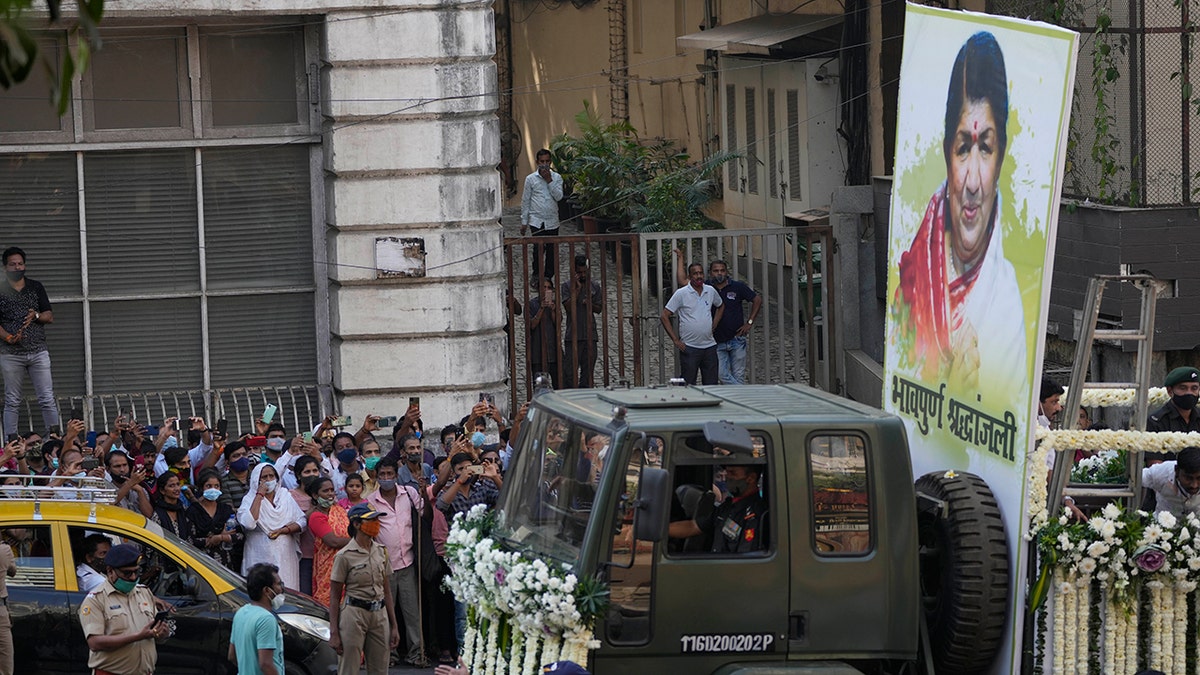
[520,148,564,283]
[660,262,724,385]
[75,534,110,593]
[1143,446,1200,518]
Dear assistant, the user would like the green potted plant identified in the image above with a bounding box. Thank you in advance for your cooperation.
[629,146,736,281]
[629,146,734,233]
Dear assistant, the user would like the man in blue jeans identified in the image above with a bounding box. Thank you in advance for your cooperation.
[661,262,724,385]
[708,260,761,385]
[0,247,58,438]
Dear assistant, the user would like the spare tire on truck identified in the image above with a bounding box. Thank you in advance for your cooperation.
[915,471,1009,675]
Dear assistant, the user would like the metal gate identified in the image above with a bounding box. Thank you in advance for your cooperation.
[637,227,835,389]
[503,232,644,412]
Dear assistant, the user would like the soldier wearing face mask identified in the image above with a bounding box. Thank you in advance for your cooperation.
[670,461,768,554]
[1147,367,1200,463]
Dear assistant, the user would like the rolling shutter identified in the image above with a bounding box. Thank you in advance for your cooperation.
[787,90,802,202]
[89,297,204,393]
[725,83,738,190]
[0,153,82,296]
[208,292,317,388]
[745,87,758,195]
[84,149,200,296]
[767,88,778,198]
[202,145,313,290]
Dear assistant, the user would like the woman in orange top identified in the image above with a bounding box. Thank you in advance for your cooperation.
[305,476,350,607]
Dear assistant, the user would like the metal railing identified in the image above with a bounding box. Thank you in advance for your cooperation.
[638,227,832,390]
[502,226,836,411]
[15,384,332,437]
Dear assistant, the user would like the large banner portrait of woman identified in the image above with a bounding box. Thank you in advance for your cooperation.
[883,6,1077,670]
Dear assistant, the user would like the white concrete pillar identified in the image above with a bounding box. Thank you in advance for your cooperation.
[323,1,505,429]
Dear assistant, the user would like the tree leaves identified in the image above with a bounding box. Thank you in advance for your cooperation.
[0,0,104,115]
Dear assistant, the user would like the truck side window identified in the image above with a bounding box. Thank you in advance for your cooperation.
[666,434,771,557]
[809,435,872,556]
[604,439,655,646]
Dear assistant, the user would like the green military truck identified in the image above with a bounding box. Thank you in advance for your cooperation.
[494,383,1011,675]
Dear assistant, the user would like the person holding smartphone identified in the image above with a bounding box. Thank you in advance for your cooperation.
[78,543,171,675]
[0,247,57,440]
[435,452,500,518]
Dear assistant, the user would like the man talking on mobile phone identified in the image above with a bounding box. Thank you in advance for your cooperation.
[0,247,57,439]
[520,149,563,283]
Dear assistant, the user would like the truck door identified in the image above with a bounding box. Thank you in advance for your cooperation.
[596,430,789,674]
[786,431,917,660]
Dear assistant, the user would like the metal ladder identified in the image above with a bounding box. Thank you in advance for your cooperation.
[1048,274,1158,512]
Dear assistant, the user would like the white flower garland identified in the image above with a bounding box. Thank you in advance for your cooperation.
[1103,586,1118,675]
[521,633,541,675]
[463,623,478,669]
[1052,570,1066,675]
[1066,386,1168,409]
[485,618,500,675]
[444,505,602,674]
[509,631,524,675]
[1036,426,1200,455]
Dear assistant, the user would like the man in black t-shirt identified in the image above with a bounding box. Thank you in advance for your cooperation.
[0,247,58,438]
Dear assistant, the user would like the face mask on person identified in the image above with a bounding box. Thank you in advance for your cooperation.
[364,456,381,471]
[162,436,179,450]
[270,588,285,611]
[113,577,137,594]
[358,520,381,537]
[1173,394,1199,411]
[266,438,285,453]
[414,431,422,440]
[50,458,59,469]
[406,453,422,465]
[202,488,221,502]
[316,497,334,510]
[377,479,396,492]
[336,448,358,467]
[230,457,250,473]
[5,270,23,282]
[262,479,278,493]
[471,432,486,448]
[725,476,750,499]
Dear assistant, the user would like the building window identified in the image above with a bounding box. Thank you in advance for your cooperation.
[201,27,308,133]
[0,21,322,415]
[84,28,191,133]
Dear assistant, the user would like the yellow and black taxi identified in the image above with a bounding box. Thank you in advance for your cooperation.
[0,478,336,674]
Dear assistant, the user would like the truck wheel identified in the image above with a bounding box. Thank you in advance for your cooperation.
[915,471,1009,675]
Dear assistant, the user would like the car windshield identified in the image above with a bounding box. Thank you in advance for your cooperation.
[494,407,613,565]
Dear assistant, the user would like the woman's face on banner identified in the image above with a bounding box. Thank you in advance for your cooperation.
[946,99,1002,267]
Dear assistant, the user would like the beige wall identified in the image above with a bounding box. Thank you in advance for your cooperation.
[506,0,842,204]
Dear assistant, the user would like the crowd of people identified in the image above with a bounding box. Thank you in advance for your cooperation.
[0,399,522,673]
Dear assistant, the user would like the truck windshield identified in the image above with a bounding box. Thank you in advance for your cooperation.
[494,408,612,565]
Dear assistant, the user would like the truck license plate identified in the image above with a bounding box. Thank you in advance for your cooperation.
[679,633,775,653]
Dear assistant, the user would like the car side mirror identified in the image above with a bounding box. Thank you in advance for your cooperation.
[633,467,670,543]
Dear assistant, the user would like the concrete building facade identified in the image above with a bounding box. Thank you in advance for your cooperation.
[0,0,504,430]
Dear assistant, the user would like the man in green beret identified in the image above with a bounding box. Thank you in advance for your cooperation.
[1145,366,1200,463]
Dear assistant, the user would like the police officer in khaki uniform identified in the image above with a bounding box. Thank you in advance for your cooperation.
[0,537,15,675]
[78,543,169,675]
[329,503,399,675]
